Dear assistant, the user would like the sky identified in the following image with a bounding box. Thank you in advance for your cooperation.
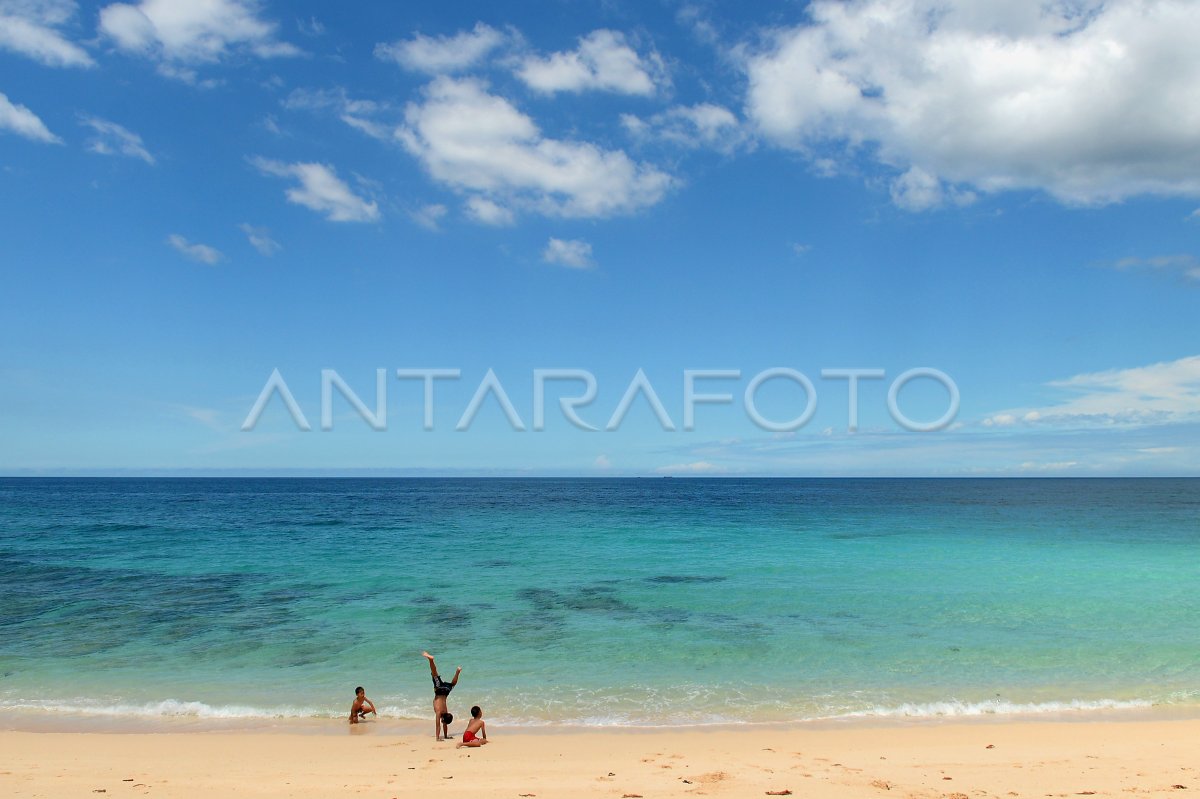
[1,0,1198,476]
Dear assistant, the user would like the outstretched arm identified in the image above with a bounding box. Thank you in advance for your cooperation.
[364,698,377,715]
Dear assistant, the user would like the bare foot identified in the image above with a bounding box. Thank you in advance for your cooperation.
[422,651,434,661]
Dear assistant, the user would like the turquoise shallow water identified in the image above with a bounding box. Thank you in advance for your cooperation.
[1,478,1197,726]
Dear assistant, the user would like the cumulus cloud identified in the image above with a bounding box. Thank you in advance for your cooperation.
[250,157,380,222]
[397,77,673,222]
[375,22,505,74]
[0,91,60,143]
[167,233,222,264]
[889,166,976,211]
[542,237,594,269]
[744,0,1200,208]
[99,0,299,78]
[983,354,1200,428]
[621,103,749,153]
[0,0,93,67]
[516,29,666,96]
[464,196,515,226]
[80,115,154,163]
[238,223,280,256]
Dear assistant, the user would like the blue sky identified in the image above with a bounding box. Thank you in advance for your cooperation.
[1,0,1198,476]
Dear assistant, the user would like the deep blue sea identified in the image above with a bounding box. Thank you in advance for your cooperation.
[1,478,1197,727]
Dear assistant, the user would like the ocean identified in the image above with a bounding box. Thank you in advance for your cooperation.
[1,478,1197,727]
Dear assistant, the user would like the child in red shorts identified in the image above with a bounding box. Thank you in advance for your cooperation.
[457,705,488,748]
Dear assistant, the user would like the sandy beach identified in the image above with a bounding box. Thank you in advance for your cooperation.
[3,716,1197,798]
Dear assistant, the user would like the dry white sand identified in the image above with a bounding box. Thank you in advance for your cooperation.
[3,716,1198,798]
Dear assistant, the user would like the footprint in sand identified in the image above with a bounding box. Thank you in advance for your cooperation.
[694,772,728,784]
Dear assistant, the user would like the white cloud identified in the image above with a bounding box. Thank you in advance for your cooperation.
[984,354,1200,428]
[283,86,380,116]
[260,114,285,136]
[621,103,749,153]
[744,0,1200,208]
[0,91,60,143]
[0,0,93,67]
[409,203,447,231]
[375,22,505,74]
[464,196,514,226]
[250,157,380,222]
[676,4,720,46]
[542,237,594,269]
[181,405,224,432]
[282,86,389,139]
[1018,460,1080,472]
[339,115,391,140]
[296,16,324,37]
[398,77,674,221]
[99,0,299,77]
[1110,254,1200,283]
[888,166,976,211]
[516,29,666,96]
[79,115,154,164]
[655,460,727,474]
[981,413,1017,428]
[791,243,812,256]
[593,454,612,469]
[167,233,222,265]
[238,223,280,256]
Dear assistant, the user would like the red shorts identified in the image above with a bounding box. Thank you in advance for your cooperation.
[462,730,477,743]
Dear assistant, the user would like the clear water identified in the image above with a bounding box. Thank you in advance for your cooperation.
[1,478,1197,726]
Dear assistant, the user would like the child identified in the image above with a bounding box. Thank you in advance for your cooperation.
[349,686,376,724]
[422,651,461,740]
[456,705,488,748]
